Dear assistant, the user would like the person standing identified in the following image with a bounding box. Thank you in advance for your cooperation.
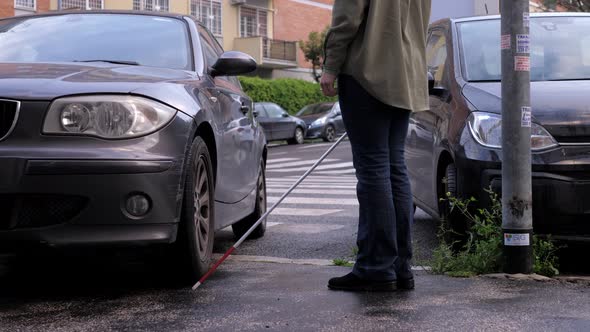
[321,0,432,291]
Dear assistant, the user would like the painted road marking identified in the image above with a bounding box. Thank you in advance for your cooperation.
[266,188,356,195]
[270,208,342,216]
[267,196,359,205]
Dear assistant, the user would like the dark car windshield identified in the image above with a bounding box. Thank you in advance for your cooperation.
[0,14,191,70]
[458,16,590,81]
[297,103,333,116]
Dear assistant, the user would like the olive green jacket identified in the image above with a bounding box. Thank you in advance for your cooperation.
[323,0,432,112]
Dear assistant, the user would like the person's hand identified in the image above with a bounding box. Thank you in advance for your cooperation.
[320,72,338,97]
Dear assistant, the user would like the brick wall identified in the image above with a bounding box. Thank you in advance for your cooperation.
[37,0,51,12]
[273,0,334,69]
[0,2,15,18]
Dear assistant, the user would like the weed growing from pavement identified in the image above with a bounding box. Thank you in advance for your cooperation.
[332,258,354,267]
[431,188,560,278]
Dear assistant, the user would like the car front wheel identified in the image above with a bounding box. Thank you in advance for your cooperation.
[323,125,336,142]
[172,136,215,282]
[288,127,304,145]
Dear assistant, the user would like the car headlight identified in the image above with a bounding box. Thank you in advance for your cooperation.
[43,95,177,139]
[311,117,327,127]
[468,112,558,151]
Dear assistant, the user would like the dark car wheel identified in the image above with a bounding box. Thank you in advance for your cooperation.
[232,160,267,239]
[171,137,215,282]
[439,163,468,246]
[323,125,336,142]
[288,127,304,145]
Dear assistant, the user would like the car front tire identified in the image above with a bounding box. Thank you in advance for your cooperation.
[288,127,304,145]
[172,136,215,282]
[323,124,336,142]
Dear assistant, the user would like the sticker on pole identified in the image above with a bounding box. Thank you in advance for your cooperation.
[516,34,530,54]
[523,12,530,28]
[515,56,530,71]
[522,107,532,127]
[501,35,511,50]
[504,233,530,246]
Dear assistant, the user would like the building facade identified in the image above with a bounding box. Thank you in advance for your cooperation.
[0,0,51,18]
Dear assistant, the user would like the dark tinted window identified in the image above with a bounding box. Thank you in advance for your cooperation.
[459,17,590,81]
[0,14,192,70]
[254,103,267,117]
[297,103,333,116]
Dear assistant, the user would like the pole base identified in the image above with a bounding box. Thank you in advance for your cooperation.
[502,228,534,274]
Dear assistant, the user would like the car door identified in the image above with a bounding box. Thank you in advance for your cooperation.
[255,103,274,141]
[198,26,258,204]
[265,103,293,140]
[407,28,450,211]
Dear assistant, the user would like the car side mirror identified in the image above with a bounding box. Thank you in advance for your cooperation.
[282,113,290,118]
[253,110,260,118]
[210,51,257,77]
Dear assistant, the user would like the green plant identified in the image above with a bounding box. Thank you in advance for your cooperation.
[239,76,336,114]
[332,258,354,268]
[431,188,560,278]
[299,26,330,82]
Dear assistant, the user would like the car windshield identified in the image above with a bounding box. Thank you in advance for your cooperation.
[459,16,590,82]
[0,14,191,70]
[297,103,333,116]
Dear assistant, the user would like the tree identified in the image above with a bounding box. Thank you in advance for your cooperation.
[542,0,590,11]
[300,26,330,83]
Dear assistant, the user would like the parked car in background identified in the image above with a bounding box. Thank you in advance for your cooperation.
[407,13,590,242]
[296,102,345,142]
[0,11,269,283]
[254,102,307,145]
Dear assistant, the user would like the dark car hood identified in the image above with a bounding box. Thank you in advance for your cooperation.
[299,113,328,125]
[463,81,590,141]
[0,62,198,100]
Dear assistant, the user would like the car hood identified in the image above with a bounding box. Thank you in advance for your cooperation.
[0,62,199,100]
[299,113,328,125]
[463,81,590,141]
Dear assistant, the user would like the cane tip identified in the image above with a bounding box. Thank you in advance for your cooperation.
[192,281,201,291]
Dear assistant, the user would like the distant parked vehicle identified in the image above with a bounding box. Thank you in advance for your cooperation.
[254,102,307,145]
[296,102,345,142]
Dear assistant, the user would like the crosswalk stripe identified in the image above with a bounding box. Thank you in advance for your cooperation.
[267,158,299,164]
[267,188,356,195]
[268,196,359,205]
[315,169,356,175]
[267,178,357,183]
[267,162,354,173]
[267,184,357,189]
[280,176,357,180]
[270,208,342,216]
[266,159,338,169]
[297,143,333,150]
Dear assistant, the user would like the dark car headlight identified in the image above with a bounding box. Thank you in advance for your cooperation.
[43,95,177,139]
[310,117,327,127]
[468,112,557,151]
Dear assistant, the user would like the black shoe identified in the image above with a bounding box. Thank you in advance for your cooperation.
[328,272,397,292]
[397,278,415,290]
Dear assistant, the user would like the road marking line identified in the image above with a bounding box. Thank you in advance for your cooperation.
[212,254,430,270]
[267,162,354,173]
[270,208,342,216]
[267,222,283,227]
[267,188,356,195]
[267,158,299,164]
[315,169,356,175]
[266,159,338,169]
[267,184,357,189]
[297,143,333,150]
[267,178,358,184]
[268,196,359,205]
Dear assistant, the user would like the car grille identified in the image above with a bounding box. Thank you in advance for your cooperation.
[0,99,19,140]
[0,194,88,230]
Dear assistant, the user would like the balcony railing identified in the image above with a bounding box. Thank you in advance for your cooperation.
[262,37,297,62]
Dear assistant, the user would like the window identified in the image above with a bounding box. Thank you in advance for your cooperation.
[198,26,220,69]
[426,30,447,88]
[265,104,286,118]
[133,0,169,12]
[61,0,103,9]
[254,104,267,117]
[191,0,222,37]
[15,0,35,10]
[240,7,267,38]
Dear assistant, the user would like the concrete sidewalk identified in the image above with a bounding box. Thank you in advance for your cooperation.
[2,258,589,332]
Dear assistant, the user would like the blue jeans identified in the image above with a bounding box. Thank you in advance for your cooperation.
[338,75,413,281]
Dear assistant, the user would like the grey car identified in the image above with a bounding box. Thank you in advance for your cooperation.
[254,102,307,144]
[296,102,345,142]
[0,11,268,282]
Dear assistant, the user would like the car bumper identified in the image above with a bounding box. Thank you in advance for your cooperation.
[0,107,194,249]
[456,132,590,242]
[306,126,324,139]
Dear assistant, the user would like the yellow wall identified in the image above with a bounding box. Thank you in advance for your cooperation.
[222,0,239,51]
[104,0,133,10]
[170,0,189,14]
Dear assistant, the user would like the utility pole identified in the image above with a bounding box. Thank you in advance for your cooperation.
[500,0,533,274]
